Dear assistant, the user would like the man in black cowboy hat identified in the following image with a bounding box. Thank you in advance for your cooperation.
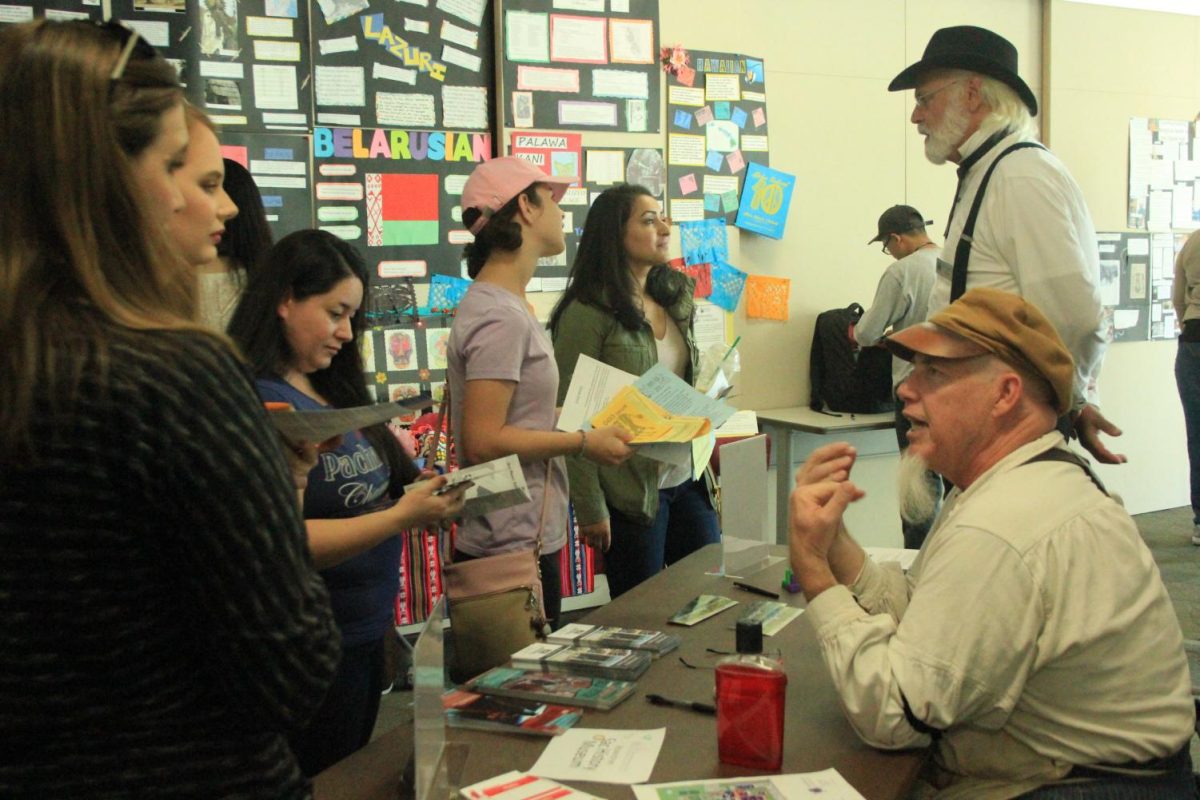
[890,25,1125,466]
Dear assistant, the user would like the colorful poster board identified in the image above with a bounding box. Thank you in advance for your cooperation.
[308,0,494,133]
[312,126,493,285]
[112,0,315,132]
[499,0,661,133]
[665,48,768,223]
[0,0,99,24]
[219,130,314,240]
[510,131,584,284]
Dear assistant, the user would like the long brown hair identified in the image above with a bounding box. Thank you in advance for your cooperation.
[0,20,194,458]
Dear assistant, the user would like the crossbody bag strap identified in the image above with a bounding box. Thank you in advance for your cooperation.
[950,141,1046,302]
[437,379,554,573]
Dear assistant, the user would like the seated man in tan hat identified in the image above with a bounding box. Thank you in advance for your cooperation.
[788,288,1194,799]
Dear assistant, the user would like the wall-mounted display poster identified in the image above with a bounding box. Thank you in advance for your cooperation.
[499,0,660,133]
[664,47,768,223]
[309,0,494,133]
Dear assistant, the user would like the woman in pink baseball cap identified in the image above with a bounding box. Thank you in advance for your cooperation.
[446,157,633,663]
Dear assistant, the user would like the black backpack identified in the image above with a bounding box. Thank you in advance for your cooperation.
[809,303,895,414]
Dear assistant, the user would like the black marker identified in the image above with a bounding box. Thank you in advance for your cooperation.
[732,581,780,600]
[646,693,716,715]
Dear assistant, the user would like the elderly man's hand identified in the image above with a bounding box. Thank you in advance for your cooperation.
[793,442,857,488]
[788,480,864,599]
[1075,403,1127,465]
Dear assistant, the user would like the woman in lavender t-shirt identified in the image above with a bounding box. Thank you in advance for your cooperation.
[448,157,633,634]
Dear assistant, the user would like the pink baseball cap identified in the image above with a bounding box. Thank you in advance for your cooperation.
[461,156,577,235]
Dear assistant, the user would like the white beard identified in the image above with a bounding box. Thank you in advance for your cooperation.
[897,450,940,526]
[921,94,972,165]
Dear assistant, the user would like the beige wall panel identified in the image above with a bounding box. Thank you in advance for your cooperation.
[1051,88,1199,230]
[1048,0,1198,513]
[1051,1,1197,97]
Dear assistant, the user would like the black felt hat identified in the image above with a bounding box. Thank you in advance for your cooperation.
[888,26,1037,116]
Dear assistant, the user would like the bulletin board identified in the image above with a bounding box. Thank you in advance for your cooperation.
[311,125,494,284]
[113,0,315,132]
[0,2,99,24]
[1096,230,1186,342]
[665,48,768,223]
[218,130,315,240]
[1150,232,1187,340]
[360,316,452,408]
[1127,117,1200,232]
[498,0,661,133]
[1096,231,1151,343]
[308,0,494,132]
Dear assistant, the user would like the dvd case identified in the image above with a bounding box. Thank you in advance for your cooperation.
[547,623,681,657]
[509,642,652,680]
[466,666,636,710]
[441,689,581,736]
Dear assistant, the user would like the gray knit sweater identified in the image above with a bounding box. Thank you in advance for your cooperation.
[0,328,340,798]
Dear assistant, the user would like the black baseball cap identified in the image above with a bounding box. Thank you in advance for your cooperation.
[868,205,933,245]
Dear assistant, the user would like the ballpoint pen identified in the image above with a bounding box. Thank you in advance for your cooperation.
[732,581,780,600]
[646,693,716,715]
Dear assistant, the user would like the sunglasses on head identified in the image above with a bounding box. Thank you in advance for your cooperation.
[91,19,158,80]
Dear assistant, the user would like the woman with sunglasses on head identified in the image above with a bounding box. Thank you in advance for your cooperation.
[549,184,720,599]
[228,229,467,775]
[0,20,339,799]
[447,158,633,649]
[199,157,274,330]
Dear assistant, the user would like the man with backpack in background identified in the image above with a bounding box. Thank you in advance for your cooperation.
[890,25,1124,464]
[852,205,940,548]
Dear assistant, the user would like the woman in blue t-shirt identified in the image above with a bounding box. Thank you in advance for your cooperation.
[229,229,467,775]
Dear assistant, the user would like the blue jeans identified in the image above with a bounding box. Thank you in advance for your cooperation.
[290,636,385,776]
[604,477,720,599]
[1176,339,1200,525]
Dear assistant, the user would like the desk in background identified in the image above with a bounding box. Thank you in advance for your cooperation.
[314,544,926,800]
[756,407,897,546]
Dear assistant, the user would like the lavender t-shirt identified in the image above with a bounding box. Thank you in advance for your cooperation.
[447,282,568,557]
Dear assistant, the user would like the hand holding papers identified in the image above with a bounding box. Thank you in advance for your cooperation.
[405,454,531,519]
[590,385,712,445]
[267,395,432,444]
[559,356,735,474]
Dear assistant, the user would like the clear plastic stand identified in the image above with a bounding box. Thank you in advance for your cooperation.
[710,534,781,579]
[413,598,468,800]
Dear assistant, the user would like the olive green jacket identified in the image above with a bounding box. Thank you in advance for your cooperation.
[552,286,700,526]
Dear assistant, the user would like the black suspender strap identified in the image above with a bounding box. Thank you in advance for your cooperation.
[949,140,1047,302]
[900,691,944,741]
[1021,447,1108,496]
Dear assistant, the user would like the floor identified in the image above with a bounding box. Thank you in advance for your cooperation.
[373,505,1200,753]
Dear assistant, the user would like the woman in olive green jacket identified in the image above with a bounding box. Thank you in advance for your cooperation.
[549,184,720,598]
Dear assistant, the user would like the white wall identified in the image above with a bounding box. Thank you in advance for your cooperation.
[1048,0,1195,512]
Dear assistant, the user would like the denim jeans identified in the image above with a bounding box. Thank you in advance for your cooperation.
[1175,339,1200,525]
[604,477,720,599]
[290,636,385,776]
